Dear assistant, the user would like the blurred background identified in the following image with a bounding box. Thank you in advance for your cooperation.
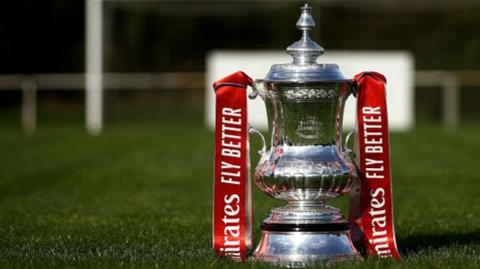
[1,1,479,267]
[1,0,480,130]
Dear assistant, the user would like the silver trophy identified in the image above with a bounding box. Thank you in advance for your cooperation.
[249,4,361,266]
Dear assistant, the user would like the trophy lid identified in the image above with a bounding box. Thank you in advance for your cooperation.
[264,4,345,82]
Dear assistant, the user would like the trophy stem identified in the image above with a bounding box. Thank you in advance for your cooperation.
[267,198,343,225]
[287,199,327,209]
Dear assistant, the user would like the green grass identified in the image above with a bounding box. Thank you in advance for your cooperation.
[0,116,479,268]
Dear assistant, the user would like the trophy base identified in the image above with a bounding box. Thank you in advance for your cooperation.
[253,204,361,267]
[254,223,360,267]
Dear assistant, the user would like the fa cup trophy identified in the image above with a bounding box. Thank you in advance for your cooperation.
[250,5,359,265]
[212,4,400,266]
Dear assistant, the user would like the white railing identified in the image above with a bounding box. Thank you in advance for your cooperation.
[0,70,478,134]
[0,72,203,134]
[415,70,480,129]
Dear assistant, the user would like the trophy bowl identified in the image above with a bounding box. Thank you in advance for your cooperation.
[253,81,357,203]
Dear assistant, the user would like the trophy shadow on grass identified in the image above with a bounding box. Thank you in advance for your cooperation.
[398,229,480,256]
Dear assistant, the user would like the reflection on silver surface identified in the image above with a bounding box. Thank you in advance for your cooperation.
[254,231,360,267]
[252,80,360,265]
[250,4,360,266]
[253,79,357,202]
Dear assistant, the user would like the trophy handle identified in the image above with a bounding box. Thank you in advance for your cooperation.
[248,85,258,100]
[343,130,356,161]
[343,80,357,159]
[349,79,359,97]
[344,130,355,154]
[247,84,266,156]
[248,124,266,156]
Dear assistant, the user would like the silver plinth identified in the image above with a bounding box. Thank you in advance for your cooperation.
[253,203,360,266]
[250,4,361,266]
[255,231,357,267]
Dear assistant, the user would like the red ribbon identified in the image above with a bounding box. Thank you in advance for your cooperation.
[212,71,400,261]
[349,72,401,260]
[212,71,253,261]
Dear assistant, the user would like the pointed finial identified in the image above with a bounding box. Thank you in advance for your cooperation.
[286,4,324,65]
[297,4,315,31]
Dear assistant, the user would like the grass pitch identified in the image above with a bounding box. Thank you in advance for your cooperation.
[0,115,479,268]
